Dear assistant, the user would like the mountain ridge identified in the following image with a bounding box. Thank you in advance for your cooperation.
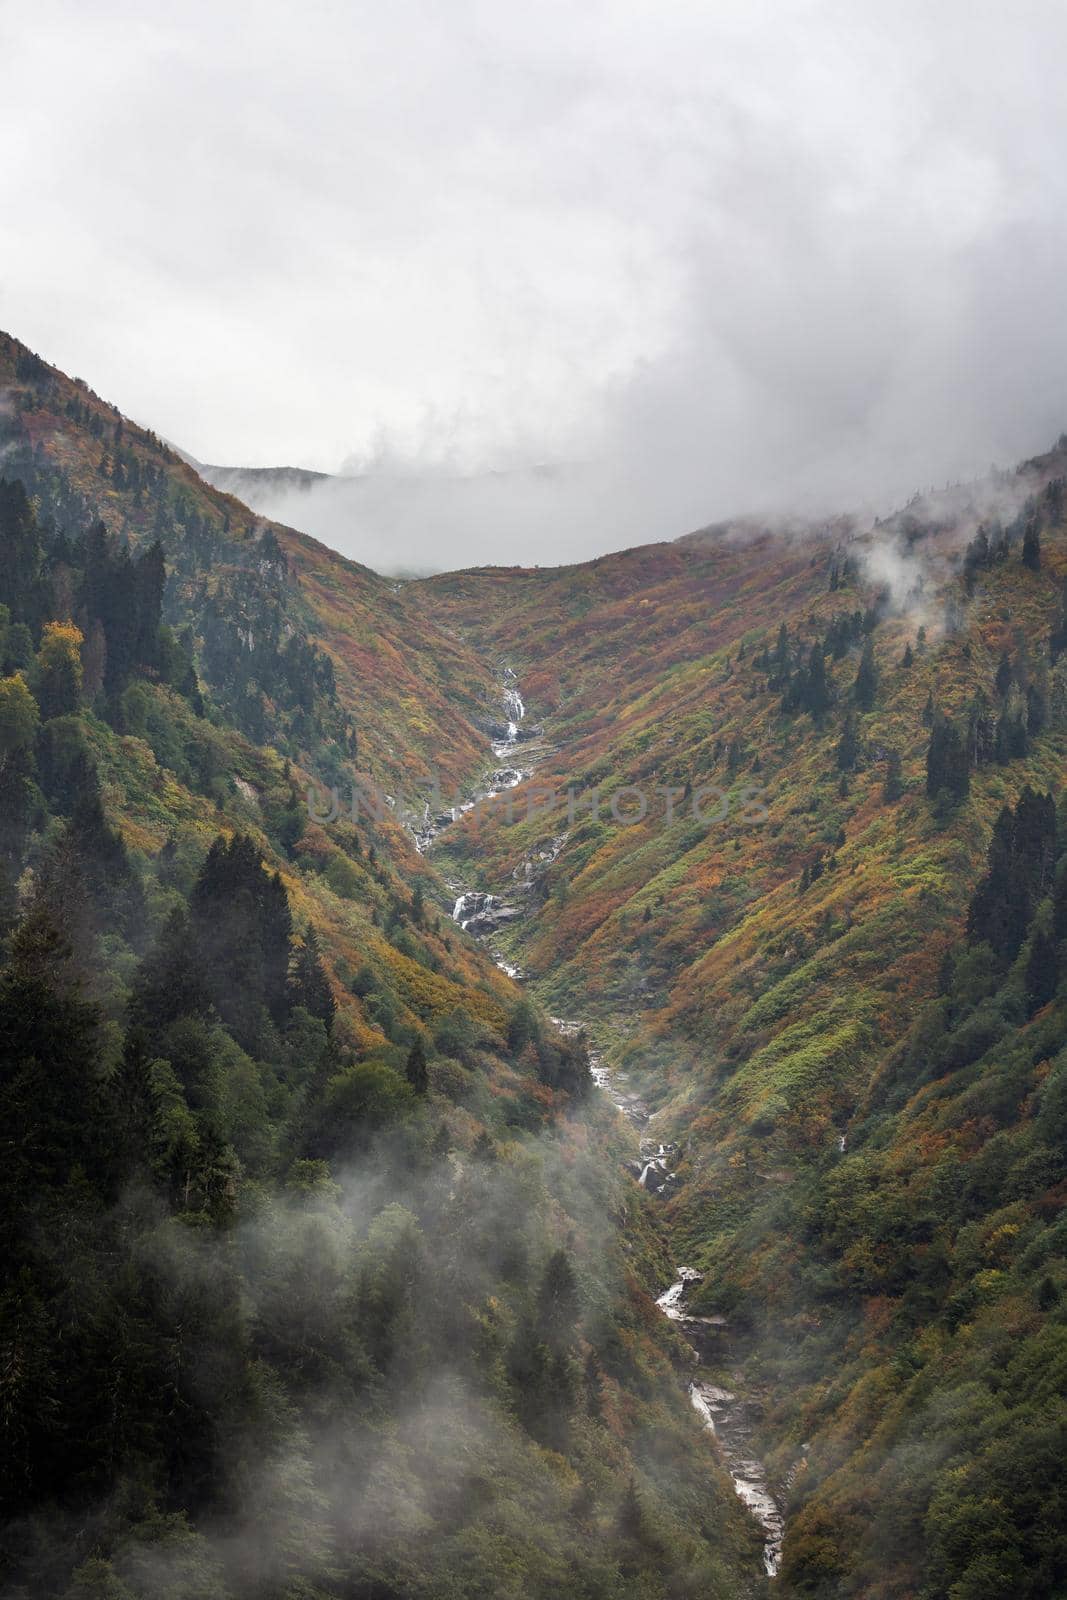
[0,331,766,1600]
[4,327,1067,1596]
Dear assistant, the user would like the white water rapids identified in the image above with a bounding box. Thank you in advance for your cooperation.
[566,1025,787,1579]
[412,669,531,855]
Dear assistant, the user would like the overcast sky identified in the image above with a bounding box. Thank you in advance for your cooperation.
[4,0,1067,570]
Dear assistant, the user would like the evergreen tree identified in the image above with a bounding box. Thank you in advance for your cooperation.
[0,479,45,629]
[1027,682,1048,736]
[968,789,1056,963]
[835,713,859,772]
[926,715,970,804]
[1022,519,1042,571]
[883,749,903,804]
[0,904,105,1207]
[536,1249,581,1353]
[1037,1276,1061,1311]
[994,707,1029,764]
[190,834,294,1041]
[130,906,209,1034]
[405,1036,429,1094]
[805,643,830,720]
[853,639,878,711]
[289,928,335,1032]
[1025,927,1058,1015]
[772,622,790,682]
[995,650,1014,698]
[507,997,540,1054]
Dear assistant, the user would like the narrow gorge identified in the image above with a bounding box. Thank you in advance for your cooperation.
[425,672,788,1582]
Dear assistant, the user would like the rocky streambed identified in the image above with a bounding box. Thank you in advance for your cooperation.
[431,668,555,977]
[559,1022,786,1580]
[429,674,787,1578]
[413,667,541,856]
[659,1274,785,1578]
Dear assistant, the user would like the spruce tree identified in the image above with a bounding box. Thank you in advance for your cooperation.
[995,651,1014,698]
[536,1249,581,1353]
[853,639,877,711]
[405,1037,429,1094]
[1025,927,1058,1014]
[835,713,859,772]
[290,929,335,1032]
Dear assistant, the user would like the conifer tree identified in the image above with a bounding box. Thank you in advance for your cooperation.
[995,650,1014,698]
[290,928,335,1032]
[1025,927,1058,1014]
[968,789,1055,962]
[405,1036,429,1094]
[835,713,859,772]
[808,643,829,719]
[536,1249,580,1353]
[853,639,878,710]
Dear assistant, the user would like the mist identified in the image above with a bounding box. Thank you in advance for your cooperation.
[6,2,1067,572]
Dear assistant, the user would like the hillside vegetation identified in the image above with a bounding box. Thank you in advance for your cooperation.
[5,327,1067,1597]
[419,467,1067,1597]
[0,336,761,1599]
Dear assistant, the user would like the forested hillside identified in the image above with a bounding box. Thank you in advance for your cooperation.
[0,333,504,799]
[418,468,1067,1596]
[0,337,762,1599]
[5,326,1067,1598]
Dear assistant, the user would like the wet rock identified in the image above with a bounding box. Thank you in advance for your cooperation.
[451,891,524,934]
[465,904,522,935]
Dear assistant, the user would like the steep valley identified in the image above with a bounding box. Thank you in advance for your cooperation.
[416,464,1067,1595]
[2,331,1067,1598]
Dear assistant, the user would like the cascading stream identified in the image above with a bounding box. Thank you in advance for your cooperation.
[434,670,787,1579]
[558,1019,787,1580]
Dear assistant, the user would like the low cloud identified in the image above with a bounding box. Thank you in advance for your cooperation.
[6,2,1067,571]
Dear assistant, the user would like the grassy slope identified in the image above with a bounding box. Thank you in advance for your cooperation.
[417,485,1067,1595]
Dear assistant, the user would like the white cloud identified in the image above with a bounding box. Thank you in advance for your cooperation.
[4,0,1067,568]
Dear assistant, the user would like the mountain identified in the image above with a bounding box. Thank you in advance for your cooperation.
[415,465,1067,1595]
[4,326,1067,1598]
[195,463,333,497]
[190,455,603,576]
[3,335,510,798]
[0,334,762,1600]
